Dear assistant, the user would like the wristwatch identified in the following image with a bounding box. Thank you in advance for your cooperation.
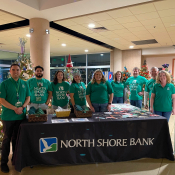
[108,103,111,105]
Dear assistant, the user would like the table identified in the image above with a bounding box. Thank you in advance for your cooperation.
[13,104,174,172]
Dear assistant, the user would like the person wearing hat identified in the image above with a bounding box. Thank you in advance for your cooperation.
[86,69,113,112]
[70,69,86,113]
[48,70,70,109]
[0,64,30,173]
[27,65,51,110]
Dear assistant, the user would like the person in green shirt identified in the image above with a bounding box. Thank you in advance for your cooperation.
[48,70,70,109]
[125,67,147,108]
[111,71,127,103]
[27,65,51,111]
[0,64,30,173]
[144,67,158,110]
[70,69,86,113]
[150,70,175,121]
[86,69,113,112]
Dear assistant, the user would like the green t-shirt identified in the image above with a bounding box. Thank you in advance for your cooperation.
[152,83,175,112]
[48,81,70,107]
[111,80,125,97]
[125,75,148,100]
[145,78,156,106]
[0,78,30,121]
[27,78,51,104]
[70,82,86,106]
[86,80,113,104]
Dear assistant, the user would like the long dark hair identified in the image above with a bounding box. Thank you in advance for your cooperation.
[53,70,65,84]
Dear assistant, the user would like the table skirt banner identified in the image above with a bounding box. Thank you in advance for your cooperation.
[13,104,174,172]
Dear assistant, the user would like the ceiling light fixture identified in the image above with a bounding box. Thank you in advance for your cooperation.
[85,50,88,52]
[88,24,95,28]
[62,43,66,46]
[129,46,134,49]
[26,34,31,37]
[101,54,104,56]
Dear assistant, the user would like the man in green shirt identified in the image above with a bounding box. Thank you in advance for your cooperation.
[144,67,158,110]
[0,64,30,173]
[27,66,51,111]
[125,67,147,108]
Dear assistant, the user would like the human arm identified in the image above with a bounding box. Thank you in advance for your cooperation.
[172,94,175,115]
[45,91,52,105]
[107,93,113,111]
[144,91,149,109]
[150,93,155,113]
[86,95,95,112]
[70,93,75,107]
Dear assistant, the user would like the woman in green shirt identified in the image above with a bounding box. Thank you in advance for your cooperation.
[70,69,86,113]
[111,71,127,103]
[150,70,175,121]
[48,70,70,109]
[86,69,113,112]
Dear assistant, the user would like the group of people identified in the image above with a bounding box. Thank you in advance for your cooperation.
[0,63,175,173]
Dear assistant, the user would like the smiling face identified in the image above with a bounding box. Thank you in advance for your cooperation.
[10,65,21,79]
[151,68,158,78]
[35,68,44,78]
[133,69,139,77]
[74,75,81,83]
[94,71,102,81]
[57,71,64,81]
[159,72,167,83]
[116,72,121,81]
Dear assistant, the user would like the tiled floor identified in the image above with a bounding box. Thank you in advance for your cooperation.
[2,115,175,175]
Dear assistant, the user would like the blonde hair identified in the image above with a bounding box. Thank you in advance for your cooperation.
[91,69,106,84]
[156,70,171,84]
[114,71,123,82]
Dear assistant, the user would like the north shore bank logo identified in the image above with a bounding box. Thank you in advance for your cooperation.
[39,137,57,153]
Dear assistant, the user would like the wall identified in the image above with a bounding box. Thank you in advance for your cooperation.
[122,49,142,73]
[143,55,175,74]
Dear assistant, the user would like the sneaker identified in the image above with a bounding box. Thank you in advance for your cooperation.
[1,163,9,173]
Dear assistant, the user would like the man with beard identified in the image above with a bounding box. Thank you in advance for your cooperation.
[27,65,51,110]
[125,67,148,108]
[144,67,158,110]
[0,64,30,173]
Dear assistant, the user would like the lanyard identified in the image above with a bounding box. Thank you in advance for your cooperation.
[10,78,20,99]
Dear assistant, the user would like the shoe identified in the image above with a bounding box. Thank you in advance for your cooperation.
[1,163,9,173]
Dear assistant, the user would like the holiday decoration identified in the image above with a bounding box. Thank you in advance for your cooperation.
[139,60,151,79]
[162,64,175,86]
[9,38,34,80]
[64,54,73,83]
[122,67,131,82]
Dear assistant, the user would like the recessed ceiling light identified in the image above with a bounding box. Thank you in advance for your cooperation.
[101,54,104,56]
[85,50,88,52]
[88,24,95,28]
[26,34,31,37]
[170,24,175,26]
[62,43,66,46]
[129,46,134,49]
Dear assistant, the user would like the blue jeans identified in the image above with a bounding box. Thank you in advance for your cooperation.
[130,100,142,108]
[92,103,108,112]
[154,111,171,122]
[112,97,124,103]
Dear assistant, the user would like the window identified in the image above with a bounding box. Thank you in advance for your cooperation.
[50,56,65,67]
[66,55,86,67]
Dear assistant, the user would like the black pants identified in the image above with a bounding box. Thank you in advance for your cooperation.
[1,120,22,164]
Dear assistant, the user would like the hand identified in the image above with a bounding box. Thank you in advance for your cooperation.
[107,104,111,111]
[138,92,144,96]
[90,106,95,112]
[14,107,23,115]
[172,109,175,115]
[150,107,154,113]
[124,101,127,104]
[144,105,148,109]
[45,102,49,105]
[127,91,130,95]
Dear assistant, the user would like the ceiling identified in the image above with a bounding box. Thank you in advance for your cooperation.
[0,0,175,56]
[54,0,175,50]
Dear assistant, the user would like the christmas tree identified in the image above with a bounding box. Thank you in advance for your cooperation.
[162,64,175,86]
[64,54,73,83]
[122,66,131,82]
[11,38,34,80]
[139,60,151,79]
